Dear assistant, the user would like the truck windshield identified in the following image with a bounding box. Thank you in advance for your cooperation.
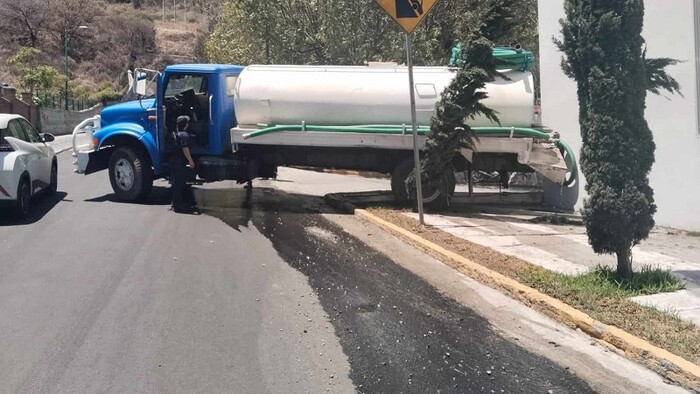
[165,74,207,98]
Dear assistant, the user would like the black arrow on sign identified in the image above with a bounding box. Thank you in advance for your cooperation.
[396,0,424,18]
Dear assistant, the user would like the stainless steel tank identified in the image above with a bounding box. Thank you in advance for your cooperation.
[234,64,535,128]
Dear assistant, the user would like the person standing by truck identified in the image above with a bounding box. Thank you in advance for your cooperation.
[168,115,198,214]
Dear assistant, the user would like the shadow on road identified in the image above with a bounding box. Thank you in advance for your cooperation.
[0,191,68,226]
[196,186,344,232]
[84,186,172,206]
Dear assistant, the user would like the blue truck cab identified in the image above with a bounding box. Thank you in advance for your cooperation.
[76,64,252,202]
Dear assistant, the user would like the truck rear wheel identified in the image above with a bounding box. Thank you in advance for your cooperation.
[391,158,415,204]
[390,157,454,210]
[108,146,153,202]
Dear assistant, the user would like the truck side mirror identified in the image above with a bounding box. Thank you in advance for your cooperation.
[133,69,148,96]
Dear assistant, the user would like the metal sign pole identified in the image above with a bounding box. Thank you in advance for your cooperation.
[405,33,425,225]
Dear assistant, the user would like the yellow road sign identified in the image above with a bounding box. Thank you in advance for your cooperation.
[376,0,440,34]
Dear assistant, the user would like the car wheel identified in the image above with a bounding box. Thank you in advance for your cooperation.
[48,161,58,195]
[108,146,154,202]
[15,177,31,218]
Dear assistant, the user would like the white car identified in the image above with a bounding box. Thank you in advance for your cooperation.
[0,114,57,217]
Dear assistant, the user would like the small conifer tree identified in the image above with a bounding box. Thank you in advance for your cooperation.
[557,0,680,277]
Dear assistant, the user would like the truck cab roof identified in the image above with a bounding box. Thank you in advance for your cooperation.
[165,64,245,74]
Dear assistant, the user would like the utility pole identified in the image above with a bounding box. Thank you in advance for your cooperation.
[63,25,88,111]
[63,28,68,111]
[405,33,425,224]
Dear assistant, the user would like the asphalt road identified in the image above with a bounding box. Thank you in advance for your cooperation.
[0,151,685,393]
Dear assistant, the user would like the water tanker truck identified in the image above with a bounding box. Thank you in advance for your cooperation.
[72,48,577,207]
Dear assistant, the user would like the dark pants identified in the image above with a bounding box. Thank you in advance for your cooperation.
[170,161,195,210]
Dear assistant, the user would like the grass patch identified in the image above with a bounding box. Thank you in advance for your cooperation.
[687,231,700,237]
[367,207,700,364]
[525,265,685,299]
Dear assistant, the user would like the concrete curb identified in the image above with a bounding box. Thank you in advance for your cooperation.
[349,207,700,392]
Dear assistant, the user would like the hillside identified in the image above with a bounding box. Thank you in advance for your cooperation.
[0,1,211,102]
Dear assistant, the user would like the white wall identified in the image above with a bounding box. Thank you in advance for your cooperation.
[39,105,103,136]
[538,0,700,230]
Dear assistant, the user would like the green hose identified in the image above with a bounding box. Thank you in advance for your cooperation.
[449,46,535,71]
[242,124,578,187]
[492,47,535,71]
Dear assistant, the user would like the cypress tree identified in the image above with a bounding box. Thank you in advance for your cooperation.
[409,0,519,206]
[557,0,679,277]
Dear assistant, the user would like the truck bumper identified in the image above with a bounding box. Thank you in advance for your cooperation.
[75,149,110,175]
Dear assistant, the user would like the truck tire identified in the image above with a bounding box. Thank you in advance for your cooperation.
[391,158,414,204]
[446,170,456,196]
[108,146,153,202]
[424,177,450,211]
[390,157,453,209]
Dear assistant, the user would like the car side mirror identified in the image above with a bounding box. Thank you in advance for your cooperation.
[41,133,55,143]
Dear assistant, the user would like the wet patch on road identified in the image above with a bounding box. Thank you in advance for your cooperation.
[200,187,594,393]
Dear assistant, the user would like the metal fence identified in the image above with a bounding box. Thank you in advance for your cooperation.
[38,96,100,111]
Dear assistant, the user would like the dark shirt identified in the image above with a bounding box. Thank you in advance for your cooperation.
[168,128,191,164]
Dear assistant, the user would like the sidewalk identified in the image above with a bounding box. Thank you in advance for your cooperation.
[49,134,90,155]
[321,174,700,329]
[401,206,700,327]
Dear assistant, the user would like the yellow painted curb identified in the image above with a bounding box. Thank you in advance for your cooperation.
[355,208,700,391]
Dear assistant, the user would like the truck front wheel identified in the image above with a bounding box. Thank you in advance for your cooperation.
[108,146,153,202]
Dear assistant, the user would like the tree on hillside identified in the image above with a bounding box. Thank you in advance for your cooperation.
[7,47,65,103]
[44,0,100,59]
[205,0,384,65]
[0,0,51,48]
[205,0,537,66]
[557,0,680,277]
[76,8,157,91]
[204,1,271,65]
